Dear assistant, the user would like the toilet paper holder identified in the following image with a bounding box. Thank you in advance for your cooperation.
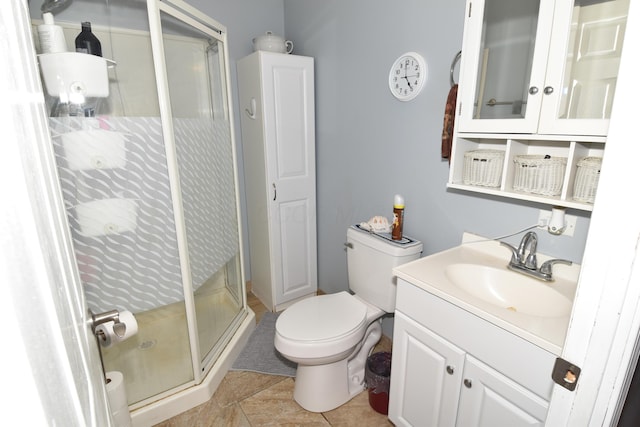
[89,309,129,383]
[90,309,127,340]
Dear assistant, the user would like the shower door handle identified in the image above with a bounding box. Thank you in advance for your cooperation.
[272,183,277,201]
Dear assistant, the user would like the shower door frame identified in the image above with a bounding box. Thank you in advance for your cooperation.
[146,0,248,383]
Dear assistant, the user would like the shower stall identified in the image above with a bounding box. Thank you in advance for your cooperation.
[31,0,253,421]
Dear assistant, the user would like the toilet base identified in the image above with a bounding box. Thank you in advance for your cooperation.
[294,358,354,412]
[292,320,383,413]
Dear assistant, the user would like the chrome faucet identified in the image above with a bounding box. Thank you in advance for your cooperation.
[500,231,572,282]
[518,231,538,270]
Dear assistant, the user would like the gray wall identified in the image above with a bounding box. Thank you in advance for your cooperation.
[282,0,591,333]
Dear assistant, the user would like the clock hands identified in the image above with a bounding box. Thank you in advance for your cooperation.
[403,65,413,89]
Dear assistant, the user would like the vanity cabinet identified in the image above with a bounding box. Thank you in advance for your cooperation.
[389,279,554,427]
[237,52,317,311]
[449,0,630,210]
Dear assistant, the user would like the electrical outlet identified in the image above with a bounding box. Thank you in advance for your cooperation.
[538,210,577,237]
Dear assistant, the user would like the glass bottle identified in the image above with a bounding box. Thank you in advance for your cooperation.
[75,21,102,57]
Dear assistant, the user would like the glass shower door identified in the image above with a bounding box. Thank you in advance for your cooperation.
[149,0,245,373]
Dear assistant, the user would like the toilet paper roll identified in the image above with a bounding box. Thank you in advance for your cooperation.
[105,371,128,410]
[95,321,115,348]
[95,310,138,348]
[106,371,131,427]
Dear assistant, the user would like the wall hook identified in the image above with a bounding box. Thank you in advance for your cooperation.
[245,97,256,119]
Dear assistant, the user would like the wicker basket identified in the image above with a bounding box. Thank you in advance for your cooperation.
[513,155,567,196]
[463,149,504,187]
[573,156,602,203]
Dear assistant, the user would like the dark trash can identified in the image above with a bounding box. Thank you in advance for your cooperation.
[365,351,392,415]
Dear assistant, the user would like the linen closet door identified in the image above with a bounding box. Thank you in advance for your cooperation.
[238,52,317,312]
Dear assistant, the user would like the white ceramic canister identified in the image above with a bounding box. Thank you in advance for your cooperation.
[252,31,293,54]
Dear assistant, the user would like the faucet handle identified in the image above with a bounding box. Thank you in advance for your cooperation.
[500,241,520,264]
[539,259,572,276]
[524,253,537,270]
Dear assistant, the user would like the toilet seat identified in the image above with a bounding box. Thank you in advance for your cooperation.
[275,292,369,360]
[278,292,367,341]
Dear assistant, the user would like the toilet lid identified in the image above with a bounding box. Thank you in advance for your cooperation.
[277,292,367,342]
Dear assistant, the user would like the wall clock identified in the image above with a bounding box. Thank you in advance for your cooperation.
[388,52,428,101]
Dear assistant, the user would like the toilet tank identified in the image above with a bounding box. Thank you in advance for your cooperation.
[346,225,422,312]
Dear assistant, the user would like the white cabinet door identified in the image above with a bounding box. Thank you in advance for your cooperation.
[389,312,465,427]
[260,53,317,309]
[456,355,549,427]
[238,52,317,311]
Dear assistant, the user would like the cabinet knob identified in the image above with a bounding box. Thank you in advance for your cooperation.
[446,365,454,375]
[463,379,472,388]
[544,86,554,95]
[272,183,277,201]
[529,86,539,95]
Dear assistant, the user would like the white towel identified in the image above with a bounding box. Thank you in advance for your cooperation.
[359,216,392,233]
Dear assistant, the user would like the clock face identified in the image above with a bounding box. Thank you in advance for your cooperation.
[389,52,427,101]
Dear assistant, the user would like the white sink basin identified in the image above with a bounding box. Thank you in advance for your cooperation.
[444,263,572,317]
[393,233,581,353]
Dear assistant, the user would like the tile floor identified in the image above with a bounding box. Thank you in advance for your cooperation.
[154,290,394,426]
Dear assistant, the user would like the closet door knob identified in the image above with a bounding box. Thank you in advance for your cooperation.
[544,86,554,95]
[464,379,472,388]
[529,86,539,95]
[446,365,455,375]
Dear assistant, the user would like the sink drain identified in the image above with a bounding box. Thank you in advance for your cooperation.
[138,339,157,350]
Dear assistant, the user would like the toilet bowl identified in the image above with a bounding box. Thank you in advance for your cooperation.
[274,225,423,412]
[275,292,384,412]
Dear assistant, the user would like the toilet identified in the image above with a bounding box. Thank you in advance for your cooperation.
[274,225,423,412]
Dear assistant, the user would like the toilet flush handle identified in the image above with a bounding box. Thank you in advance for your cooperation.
[344,242,353,249]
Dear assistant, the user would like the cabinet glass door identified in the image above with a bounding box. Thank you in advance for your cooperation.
[539,0,630,136]
[457,0,555,133]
